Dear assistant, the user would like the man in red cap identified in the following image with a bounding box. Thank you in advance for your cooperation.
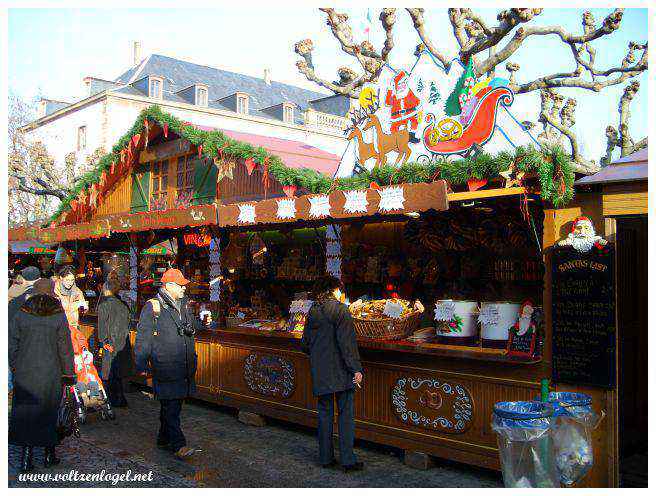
[385,70,421,143]
[135,268,211,459]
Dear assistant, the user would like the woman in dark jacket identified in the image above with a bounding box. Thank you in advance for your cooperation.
[97,277,134,407]
[8,278,76,472]
[301,276,364,472]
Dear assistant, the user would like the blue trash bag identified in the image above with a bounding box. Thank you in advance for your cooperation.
[492,401,560,488]
[540,392,599,486]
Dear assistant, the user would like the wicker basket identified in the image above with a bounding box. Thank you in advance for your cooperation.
[349,302,423,341]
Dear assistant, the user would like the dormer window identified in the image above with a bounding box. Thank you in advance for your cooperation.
[149,76,163,99]
[236,93,249,114]
[196,85,208,107]
[283,104,294,124]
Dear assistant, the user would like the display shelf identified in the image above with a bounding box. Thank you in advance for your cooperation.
[202,326,541,364]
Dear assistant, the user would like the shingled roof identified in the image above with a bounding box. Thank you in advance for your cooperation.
[114,54,348,119]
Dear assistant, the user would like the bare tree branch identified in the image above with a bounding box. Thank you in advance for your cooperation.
[602,81,648,165]
[294,9,397,97]
[406,8,452,69]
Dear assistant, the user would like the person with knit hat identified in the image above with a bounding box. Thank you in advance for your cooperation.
[9,278,75,472]
[135,268,209,459]
[8,266,40,323]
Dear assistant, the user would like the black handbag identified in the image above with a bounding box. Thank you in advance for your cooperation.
[56,386,80,440]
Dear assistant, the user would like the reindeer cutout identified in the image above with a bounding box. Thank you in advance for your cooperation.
[346,126,378,167]
[362,114,412,168]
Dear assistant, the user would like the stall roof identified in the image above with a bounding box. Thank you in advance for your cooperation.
[192,124,340,176]
[576,147,648,186]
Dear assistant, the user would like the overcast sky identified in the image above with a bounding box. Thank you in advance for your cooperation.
[8,7,648,162]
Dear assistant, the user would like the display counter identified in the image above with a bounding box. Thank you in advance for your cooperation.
[171,325,546,471]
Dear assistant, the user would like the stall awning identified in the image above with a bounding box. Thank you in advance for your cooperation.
[108,203,218,233]
[7,204,218,243]
[576,147,648,186]
[9,240,56,255]
[218,181,449,228]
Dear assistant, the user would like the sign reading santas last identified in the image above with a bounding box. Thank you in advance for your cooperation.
[339,51,539,176]
[551,216,615,388]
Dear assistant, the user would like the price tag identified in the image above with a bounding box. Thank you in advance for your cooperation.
[276,198,297,219]
[237,204,256,224]
[383,300,404,319]
[343,190,368,214]
[434,301,456,321]
[378,186,406,212]
[478,305,499,325]
[309,195,331,218]
[289,300,313,314]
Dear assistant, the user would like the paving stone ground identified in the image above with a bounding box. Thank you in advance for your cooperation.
[9,390,503,488]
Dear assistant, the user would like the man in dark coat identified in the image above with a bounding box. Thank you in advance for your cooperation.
[301,276,364,472]
[9,278,76,472]
[135,268,208,459]
[97,277,134,407]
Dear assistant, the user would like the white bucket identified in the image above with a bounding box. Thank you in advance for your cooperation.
[434,300,479,339]
[479,302,521,347]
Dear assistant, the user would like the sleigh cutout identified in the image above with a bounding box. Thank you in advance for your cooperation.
[422,86,514,157]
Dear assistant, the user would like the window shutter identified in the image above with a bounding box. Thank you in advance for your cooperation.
[130,165,151,213]
[193,157,217,205]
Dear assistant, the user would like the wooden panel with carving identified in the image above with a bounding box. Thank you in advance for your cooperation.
[391,377,473,433]
[352,360,541,453]
[218,344,315,411]
[243,352,296,399]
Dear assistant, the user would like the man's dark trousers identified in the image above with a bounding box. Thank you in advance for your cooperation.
[317,388,356,465]
[158,399,185,450]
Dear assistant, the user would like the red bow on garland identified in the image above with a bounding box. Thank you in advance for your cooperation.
[245,157,256,176]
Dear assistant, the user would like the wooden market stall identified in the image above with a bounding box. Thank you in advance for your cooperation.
[8,106,624,487]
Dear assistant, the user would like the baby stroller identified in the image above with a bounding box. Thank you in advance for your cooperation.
[70,327,115,423]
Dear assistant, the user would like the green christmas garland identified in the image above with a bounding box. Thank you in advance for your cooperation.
[50,105,574,223]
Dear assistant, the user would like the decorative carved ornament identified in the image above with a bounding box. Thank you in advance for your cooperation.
[391,377,473,433]
[243,353,295,399]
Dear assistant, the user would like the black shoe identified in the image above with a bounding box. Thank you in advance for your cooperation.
[44,447,61,467]
[342,461,364,473]
[409,132,420,144]
[20,446,34,473]
[320,459,338,469]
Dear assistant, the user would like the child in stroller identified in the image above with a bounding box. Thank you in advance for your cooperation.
[70,327,114,423]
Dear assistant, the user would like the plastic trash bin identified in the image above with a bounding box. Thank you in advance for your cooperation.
[492,401,559,488]
[541,392,600,486]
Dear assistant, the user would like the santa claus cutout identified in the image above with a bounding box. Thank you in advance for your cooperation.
[385,70,421,143]
[558,216,608,253]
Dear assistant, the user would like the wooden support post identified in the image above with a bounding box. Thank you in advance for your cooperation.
[238,410,266,427]
[403,450,435,470]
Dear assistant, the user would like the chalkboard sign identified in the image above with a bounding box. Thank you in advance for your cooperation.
[507,329,536,358]
[552,245,615,388]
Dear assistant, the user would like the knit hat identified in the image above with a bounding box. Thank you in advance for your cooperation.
[33,278,56,297]
[20,266,41,282]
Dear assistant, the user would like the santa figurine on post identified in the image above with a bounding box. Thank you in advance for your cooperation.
[385,70,421,143]
[558,216,608,253]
